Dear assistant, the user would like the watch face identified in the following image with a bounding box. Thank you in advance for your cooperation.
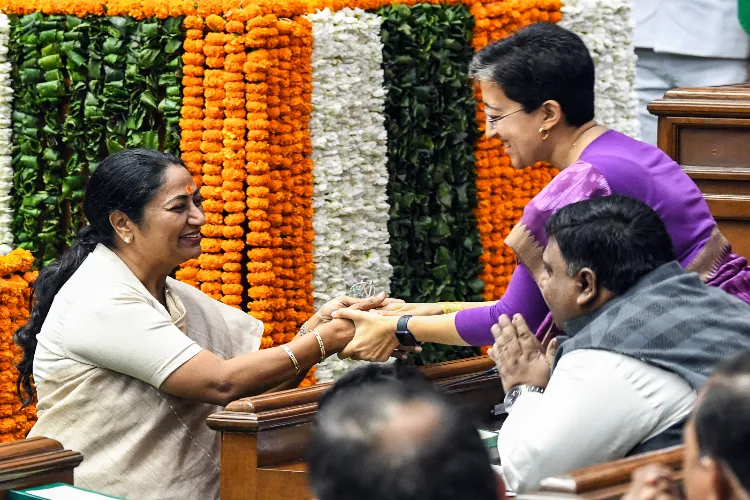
[504,386,521,408]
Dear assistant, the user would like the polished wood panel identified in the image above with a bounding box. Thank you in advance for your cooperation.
[649,84,750,258]
[518,446,684,500]
[0,437,83,498]
[209,356,502,500]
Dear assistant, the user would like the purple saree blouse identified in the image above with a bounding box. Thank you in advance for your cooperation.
[456,130,750,345]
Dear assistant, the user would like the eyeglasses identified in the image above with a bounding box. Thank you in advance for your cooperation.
[487,107,526,123]
[487,108,526,131]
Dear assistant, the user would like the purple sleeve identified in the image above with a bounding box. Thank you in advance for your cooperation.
[454,265,549,346]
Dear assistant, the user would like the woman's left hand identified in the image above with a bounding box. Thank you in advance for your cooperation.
[307,293,401,331]
[330,309,421,362]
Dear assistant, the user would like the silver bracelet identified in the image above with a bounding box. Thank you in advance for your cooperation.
[298,323,307,337]
[311,330,326,361]
[281,346,300,375]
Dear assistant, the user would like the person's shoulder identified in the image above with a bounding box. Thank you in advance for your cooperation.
[57,261,153,321]
[582,131,675,176]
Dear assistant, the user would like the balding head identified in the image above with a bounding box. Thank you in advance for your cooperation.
[683,350,750,500]
[307,369,499,500]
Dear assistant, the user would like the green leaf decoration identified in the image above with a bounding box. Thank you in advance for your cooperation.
[379,3,485,364]
[9,14,184,263]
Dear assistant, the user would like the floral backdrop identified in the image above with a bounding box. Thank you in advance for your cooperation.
[0,0,637,438]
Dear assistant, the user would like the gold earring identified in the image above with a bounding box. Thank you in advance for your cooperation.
[539,127,550,140]
[124,236,131,244]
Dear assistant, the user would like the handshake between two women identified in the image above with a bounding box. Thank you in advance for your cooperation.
[313,294,486,362]
[309,292,426,362]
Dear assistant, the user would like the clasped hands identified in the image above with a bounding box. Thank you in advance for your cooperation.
[488,314,558,392]
[312,293,421,362]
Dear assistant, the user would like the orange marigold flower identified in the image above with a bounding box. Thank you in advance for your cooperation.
[179,119,203,131]
[203,200,224,213]
[223,262,242,272]
[182,53,205,67]
[206,13,226,31]
[224,201,246,213]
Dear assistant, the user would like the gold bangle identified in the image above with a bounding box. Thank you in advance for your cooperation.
[311,330,326,361]
[281,346,300,375]
[439,302,465,314]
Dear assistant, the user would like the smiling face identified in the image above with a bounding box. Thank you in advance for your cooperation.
[118,164,206,270]
[480,80,552,169]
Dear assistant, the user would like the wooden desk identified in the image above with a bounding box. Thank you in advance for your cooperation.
[208,356,501,500]
[0,437,83,498]
[520,446,684,500]
[649,84,750,258]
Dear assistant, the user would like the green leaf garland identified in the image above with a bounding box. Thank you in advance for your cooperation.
[379,3,485,363]
[10,13,48,261]
[9,14,183,262]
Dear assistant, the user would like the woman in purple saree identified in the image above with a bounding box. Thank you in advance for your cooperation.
[332,23,750,354]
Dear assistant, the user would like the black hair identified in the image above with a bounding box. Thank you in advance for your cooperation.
[693,350,750,492]
[307,365,498,500]
[14,149,185,406]
[469,22,595,127]
[544,195,675,294]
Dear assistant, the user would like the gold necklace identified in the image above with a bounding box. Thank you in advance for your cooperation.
[566,122,599,165]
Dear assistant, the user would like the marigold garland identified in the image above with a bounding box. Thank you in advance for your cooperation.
[0,249,36,441]
[470,0,562,299]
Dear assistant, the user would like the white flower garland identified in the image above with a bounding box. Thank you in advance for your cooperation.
[560,0,640,139]
[0,14,13,256]
[306,8,393,383]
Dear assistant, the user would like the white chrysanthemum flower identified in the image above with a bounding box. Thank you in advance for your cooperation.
[560,0,640,139]
[0,13,14,256]
[306,8,394,382]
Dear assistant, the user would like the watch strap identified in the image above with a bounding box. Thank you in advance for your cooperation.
[503,385,545,414]
[395,315,420,346]
[396,315,412,334]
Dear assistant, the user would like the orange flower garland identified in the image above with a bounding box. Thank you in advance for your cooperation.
[470,0,562,299]
[196,20,229,302]
[0,249,37,442]
[219,8,249,309]
[244,13,277,348]
[176,14,206,289]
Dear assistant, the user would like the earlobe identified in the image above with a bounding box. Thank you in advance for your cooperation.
[109,210,132,242]
[575,268,598,307]
[541,100,563,128]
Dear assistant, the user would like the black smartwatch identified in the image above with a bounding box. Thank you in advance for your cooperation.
[396,315,420,346]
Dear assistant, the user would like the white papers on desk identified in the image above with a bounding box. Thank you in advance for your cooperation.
[20,485,114,500]
[492,464,516,497]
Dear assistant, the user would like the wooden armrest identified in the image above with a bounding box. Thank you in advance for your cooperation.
[539,446,684,494]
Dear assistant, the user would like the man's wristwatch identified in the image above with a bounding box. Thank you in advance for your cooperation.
[503,385,545,414]
[396,315,420,346]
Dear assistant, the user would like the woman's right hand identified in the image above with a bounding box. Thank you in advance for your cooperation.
[374,302,446,317]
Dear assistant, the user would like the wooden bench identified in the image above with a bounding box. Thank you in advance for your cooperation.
[0,437,83,498]
[208,356,502,500]
[649,84,750,258]
[519,445,684,499]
